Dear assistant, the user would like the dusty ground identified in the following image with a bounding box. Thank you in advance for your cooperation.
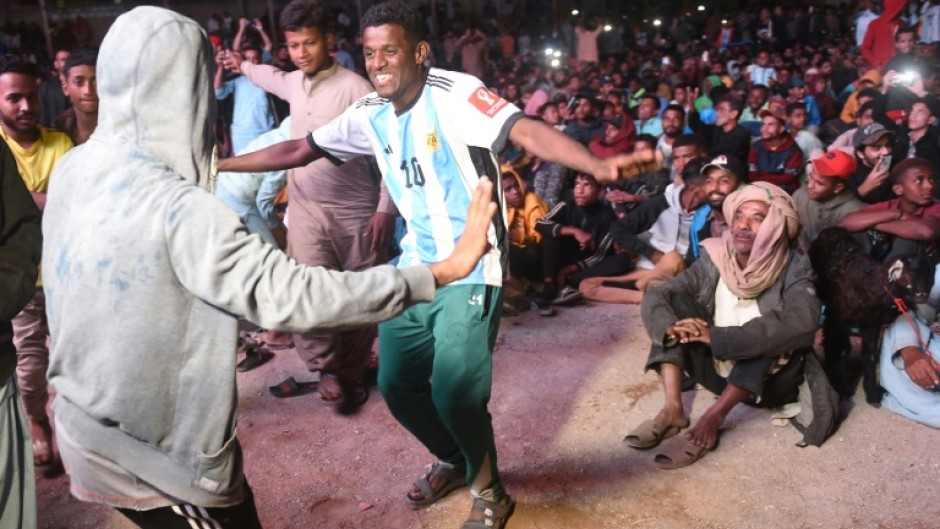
[37,301,940,529]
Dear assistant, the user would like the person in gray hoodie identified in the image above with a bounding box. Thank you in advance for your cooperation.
[41,7,496,529]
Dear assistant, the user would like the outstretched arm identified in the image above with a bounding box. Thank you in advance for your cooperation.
[217,137,318,173]
[507,117,654,185]
[253,18,273,52]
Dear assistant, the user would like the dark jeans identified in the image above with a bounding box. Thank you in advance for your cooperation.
[540,236,633,287]
[508,243,544,282]
[117,483,262,529]
[646,292,805,407]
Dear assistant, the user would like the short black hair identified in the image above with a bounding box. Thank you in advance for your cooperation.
[896,26,916,41]
[635,133,658,148]
[785,102,806,116]
[0,54,42,79]
[280,0,330,34]
[750,84,770,98]
[62,49,97,78]
[672,133,706,152]
[681,158,707,183]
[859,100,875,115]
[663,103,685,118]
[640,93,661,110]
[891,157,933,185]
[361,0,427,45]
[716,94,743,116]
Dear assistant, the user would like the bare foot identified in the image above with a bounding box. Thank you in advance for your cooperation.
[653,404,689,431]
[30,418,54,466]
[318,373,342,402]
[406,461,464,504]
[686,410,723,449]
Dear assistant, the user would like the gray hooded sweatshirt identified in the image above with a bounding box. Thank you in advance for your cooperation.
[43,7,434,508]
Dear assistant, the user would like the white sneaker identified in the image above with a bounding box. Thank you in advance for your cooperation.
[553,286,582,305]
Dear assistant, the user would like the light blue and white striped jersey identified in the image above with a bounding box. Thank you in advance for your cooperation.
[309,68,522,286]
[747,65,777,88]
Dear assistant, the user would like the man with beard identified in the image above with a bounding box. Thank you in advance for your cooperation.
[749,97,804,194]
[740,84,770,136]
[0,55,73,479]
[627,182,819,468]
[687,155,744,262]
[656,104,685,175]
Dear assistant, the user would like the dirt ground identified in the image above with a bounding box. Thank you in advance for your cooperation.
[36,301,940,529]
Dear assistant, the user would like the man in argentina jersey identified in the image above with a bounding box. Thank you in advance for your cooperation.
[218,2,652,527]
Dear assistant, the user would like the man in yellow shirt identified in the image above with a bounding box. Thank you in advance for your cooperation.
[0,55,73,477]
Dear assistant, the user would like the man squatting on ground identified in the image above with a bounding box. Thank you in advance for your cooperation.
[42,7,498,529]
[626,182,820,469]
[218,1,650,526]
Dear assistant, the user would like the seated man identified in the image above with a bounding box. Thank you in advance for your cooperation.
[635,94,664,137]
[627,182,820,469]
[838,157,940,263]
[687,154,745,262]
[602,134,671,218]
[749,97,804,194]
[580,159,709,304]
[502,165,548,282]
[847,122,896,204]
[532,173,632,315]
[794,150,865,248]
[564,95,604,146]
[878,287,940,429]
[786,102,823,162]
[828,99,875,156]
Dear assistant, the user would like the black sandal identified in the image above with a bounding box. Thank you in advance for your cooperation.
[460,495,515,529]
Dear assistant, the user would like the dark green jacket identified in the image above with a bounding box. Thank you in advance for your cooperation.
[0,139,42,382]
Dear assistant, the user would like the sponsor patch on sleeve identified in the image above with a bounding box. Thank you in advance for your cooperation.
[468,87,509,117]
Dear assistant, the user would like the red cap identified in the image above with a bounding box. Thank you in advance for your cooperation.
[208,34,223,48]
[811,150,857,180]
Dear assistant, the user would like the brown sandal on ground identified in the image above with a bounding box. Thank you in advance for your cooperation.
[460,495,515,529]
[623,418,689,450]
[653,435,713,469]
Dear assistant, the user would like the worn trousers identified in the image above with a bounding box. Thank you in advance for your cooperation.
[646,292,805,406]
[117,483,261,529]
[12,289,49,424]
[540,236,633,287]
[288,201,383,382]
[377,285,505,499]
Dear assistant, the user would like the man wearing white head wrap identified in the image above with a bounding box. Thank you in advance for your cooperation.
[626,182,822,468]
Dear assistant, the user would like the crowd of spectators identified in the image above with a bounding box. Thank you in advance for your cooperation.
[3,2,940,526]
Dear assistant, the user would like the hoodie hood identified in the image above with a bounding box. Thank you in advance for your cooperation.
[94,7,215,188]
[881,0,906,21]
